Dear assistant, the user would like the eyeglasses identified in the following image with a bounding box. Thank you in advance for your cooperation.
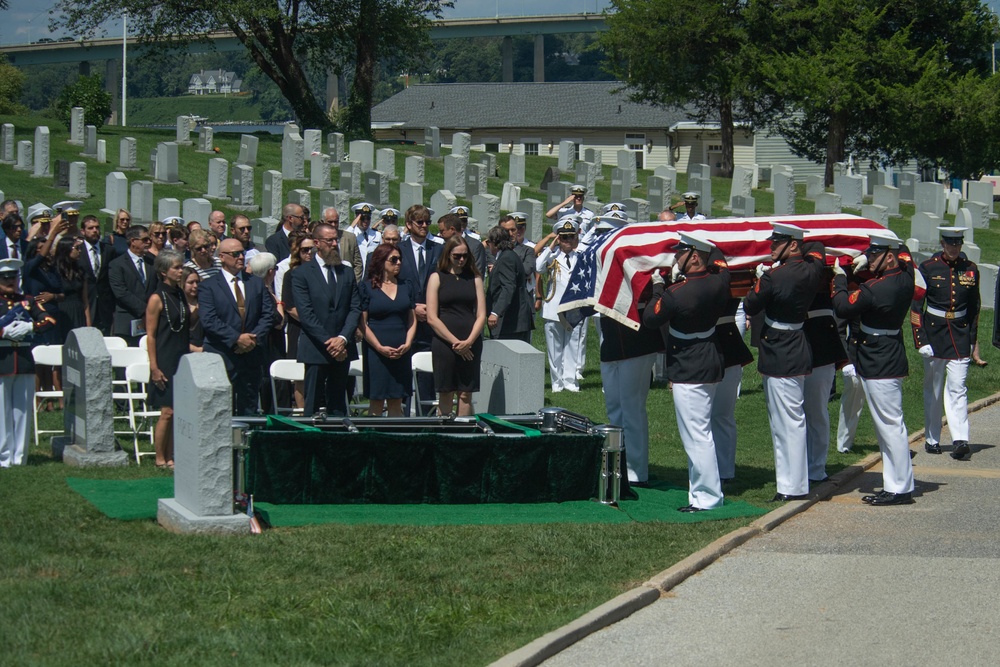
[152,232,167,237]
[316,237,338,246]
[118,217,131,223]
[411,219,430,226]
[451,253,468,260]
[194,245,211,252]
[234,226,251,232]
[220,250,245,258]
[137,237,152,244]
[388,256,402,264]
[300,246,315,253]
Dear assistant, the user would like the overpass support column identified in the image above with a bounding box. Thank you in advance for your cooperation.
[533,35,544,83]
[79,60,91,77]
[502,36,513,83]
[326,67,340,118]
[105,59,120,126]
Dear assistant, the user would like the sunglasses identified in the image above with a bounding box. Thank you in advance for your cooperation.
[152,232,167,237]
[300,246,315,253]
[388,256,402,264]
[451,252,468,260]
[411,219,430,226]
[194,245,211,252]
[235,226,251,232]
[220,250,245,258]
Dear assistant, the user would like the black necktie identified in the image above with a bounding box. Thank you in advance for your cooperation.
[10,242,17,259]
[326,263,337,286]
[137,258,146,285]
[418,245,426,274]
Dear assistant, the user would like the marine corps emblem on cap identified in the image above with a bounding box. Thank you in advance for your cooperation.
[937,226,966,241]
[769,222,805,241]
[0,257,23,275]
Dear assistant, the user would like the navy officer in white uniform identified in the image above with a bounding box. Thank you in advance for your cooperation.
[535,216,586,392]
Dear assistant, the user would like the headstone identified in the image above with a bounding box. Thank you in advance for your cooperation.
[281,128,304,180]
[349,139,374,172]
[158,198,181,221]
[688,175,713,214]
[509,153,527,186]
[866,170,887,196]
[964,201,990,230]
[0,123,14,163]
[624,198,650,223]
[424,126,441,158]
[575,161,598,196]
[327,132,345,162]
[303,129,322,157]
[547,181,573,212]
[617,149,638,187]
[482,153,497,178]
[175,115,194,145]
[832,162,847,178]
[182,198,211,226]
[237,134,259,166]
[465,162,486,197]
[59,328,128,467]
[339,160,361,198]
[731,194,756,218]
[231,165,254,208]
[946,189,962,216]
[873,185,900,217]
[805,175,825,200]
[119,137,137,170]
[205,158,229,200]
[834,174,864,209]
[773,172,797,216]
[727,165,754,210]
[67,162,90,198]
[364,170,390,207]
[517,198,545,242]
[472,194,500,231]
[83,125,97,156]
[130,180,153,224]
[955,207,974,233]
[978,263,997,309]
[197,126,214,153]
[53,160,70,189]
[309,153,331,190]
[910,211,941,247]
[611,168,631,202]
[287,189,310,212]
[155,142,180,183]
[861,204,888,227]
[814,192,842,214]
[262,170,283,219]
[757,166,772,190]
[157,354,250,534]
[376,148,397,180]
[452,132,471,161]
[444,155,467,197]
[915,182,945,218]
[558,140,575,171]
[69,107,85,145]
[399,183,424,215]
[898,172,920,203]
[250,217,280,250]
[585,148,604,179]
[101,172,129,216]
[404,155,425,185]
[500,182,521,211]
[96,140,106,164]
[149,147,157,177]
[966,181,995,217]
[319,191,350,222]
[474,340,544,414]
[647,175,669,215]
[963,243,982,266]
[653,165,676,196]
[430,191,457,220]
[32,126,50,178]
[14,141,32,171]
[768,165,793,192]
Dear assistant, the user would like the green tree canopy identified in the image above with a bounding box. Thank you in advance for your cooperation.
[56,74,113,129]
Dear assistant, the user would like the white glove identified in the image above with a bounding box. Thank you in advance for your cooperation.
[650,271,665,286]
[755,263,767,279]
[851,253,868,272]
[918,345,934,359]
[842,364,856,378]
[832,262,846,277]
[2,320,33,342]
[663,254,676,268]
[671,264,683,283]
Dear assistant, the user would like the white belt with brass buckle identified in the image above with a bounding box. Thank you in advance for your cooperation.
[860,324,900,336]
[926,306,966,320]
[669,326,716,340]
[807,308,834,319]
[764,316,803,331]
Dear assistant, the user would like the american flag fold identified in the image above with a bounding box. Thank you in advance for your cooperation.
[557,214,887,331]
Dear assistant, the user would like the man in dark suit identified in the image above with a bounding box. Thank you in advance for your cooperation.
[199,238,276,416]
[108,225,158,345]
[322,207,363,282]
[397,204,441,414]
[0,212,27,261]
[292,223,361,416]
[485,225,533,342]
[78,214,115,334]
[208,210,228,243]
[265,203,306,262]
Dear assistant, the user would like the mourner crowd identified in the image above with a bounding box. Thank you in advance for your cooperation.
[0,189,992,515]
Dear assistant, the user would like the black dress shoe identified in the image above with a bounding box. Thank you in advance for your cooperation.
[678,505,707,513]
[925,442,941,454]
[771,493,809,502]
[631,480,650,488]
[866,491,914,506]
[951,441,971,460]
[809,477,830,484]
[721,477,735,484]
[861,490,890,504]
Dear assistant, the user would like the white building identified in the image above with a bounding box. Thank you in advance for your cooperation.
[188,69,243,95]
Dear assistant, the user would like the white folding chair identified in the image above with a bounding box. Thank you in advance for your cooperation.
[138,335,148,351]
[410,350,439,416]
[348,356,367,415]
[31,345,64,448]
[111,348,149,436]
[269,359,305,416]
[124,362,159,464]
[103,336,128,351]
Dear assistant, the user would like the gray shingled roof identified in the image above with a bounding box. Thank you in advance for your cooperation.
[371,82,699,130]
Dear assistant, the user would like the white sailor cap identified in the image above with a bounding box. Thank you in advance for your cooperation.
[379,207,400,220]
[26,203,53,224]
[351,203,375,216]
[53,200,83,215]
[509,211,528,223]
[602,210,632,226]
[675,231,716,254]
[449,206,469,217]
[769,222,805,241]
[866,229,901,251]
[602,202,627,214]
[0,257,23,275]
[938,226,966,241]
[555,216,580,235]
[570,184,587,195]
[682,191,700,203]
[162,216,185,228]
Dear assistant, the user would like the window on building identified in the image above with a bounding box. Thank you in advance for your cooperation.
[525,142,539,156]
[625,133,646,170]
[485,142,499,153]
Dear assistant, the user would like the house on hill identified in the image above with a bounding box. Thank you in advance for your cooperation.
[370,81,825,179]
[188,69,243,95]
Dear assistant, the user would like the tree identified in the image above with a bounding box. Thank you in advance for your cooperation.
[53,0,450,137]
[601,0,761,178]
[55,74,113,129]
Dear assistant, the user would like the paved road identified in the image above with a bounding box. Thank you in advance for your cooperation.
[541,405,1000,667]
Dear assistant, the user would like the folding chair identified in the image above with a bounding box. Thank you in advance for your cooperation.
[410,350,439,416]
[31,344,64,448]
[111,347,149,437]
[138,335,148,351]
[269,359,305,416]
[124,362,159,464]
[103,336,128,351]
[348,356,367,415]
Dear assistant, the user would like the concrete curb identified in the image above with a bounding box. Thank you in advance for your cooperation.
[489,389,1000,667]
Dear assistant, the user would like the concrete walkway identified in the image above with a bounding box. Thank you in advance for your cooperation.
[525,400,1000,667]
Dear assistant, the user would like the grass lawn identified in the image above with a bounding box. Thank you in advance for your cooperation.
[1,114,1000,666]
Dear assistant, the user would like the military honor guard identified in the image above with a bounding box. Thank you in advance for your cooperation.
[546,184,595,236]
[672,192,707,221]
[536,216,586,392]
[0,258,56,467]
[832,230,916,505]
[743,222,827,501]
[643,231,730,511]
[912,226,980,460]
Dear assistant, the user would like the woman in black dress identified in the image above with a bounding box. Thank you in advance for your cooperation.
[360,243,416,417]
[181,266,204,352]
[53,235,91,340]
[426,235,486,416]
[145,250,190,469]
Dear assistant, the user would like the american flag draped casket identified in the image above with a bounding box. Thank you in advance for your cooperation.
[557,214,888,331]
